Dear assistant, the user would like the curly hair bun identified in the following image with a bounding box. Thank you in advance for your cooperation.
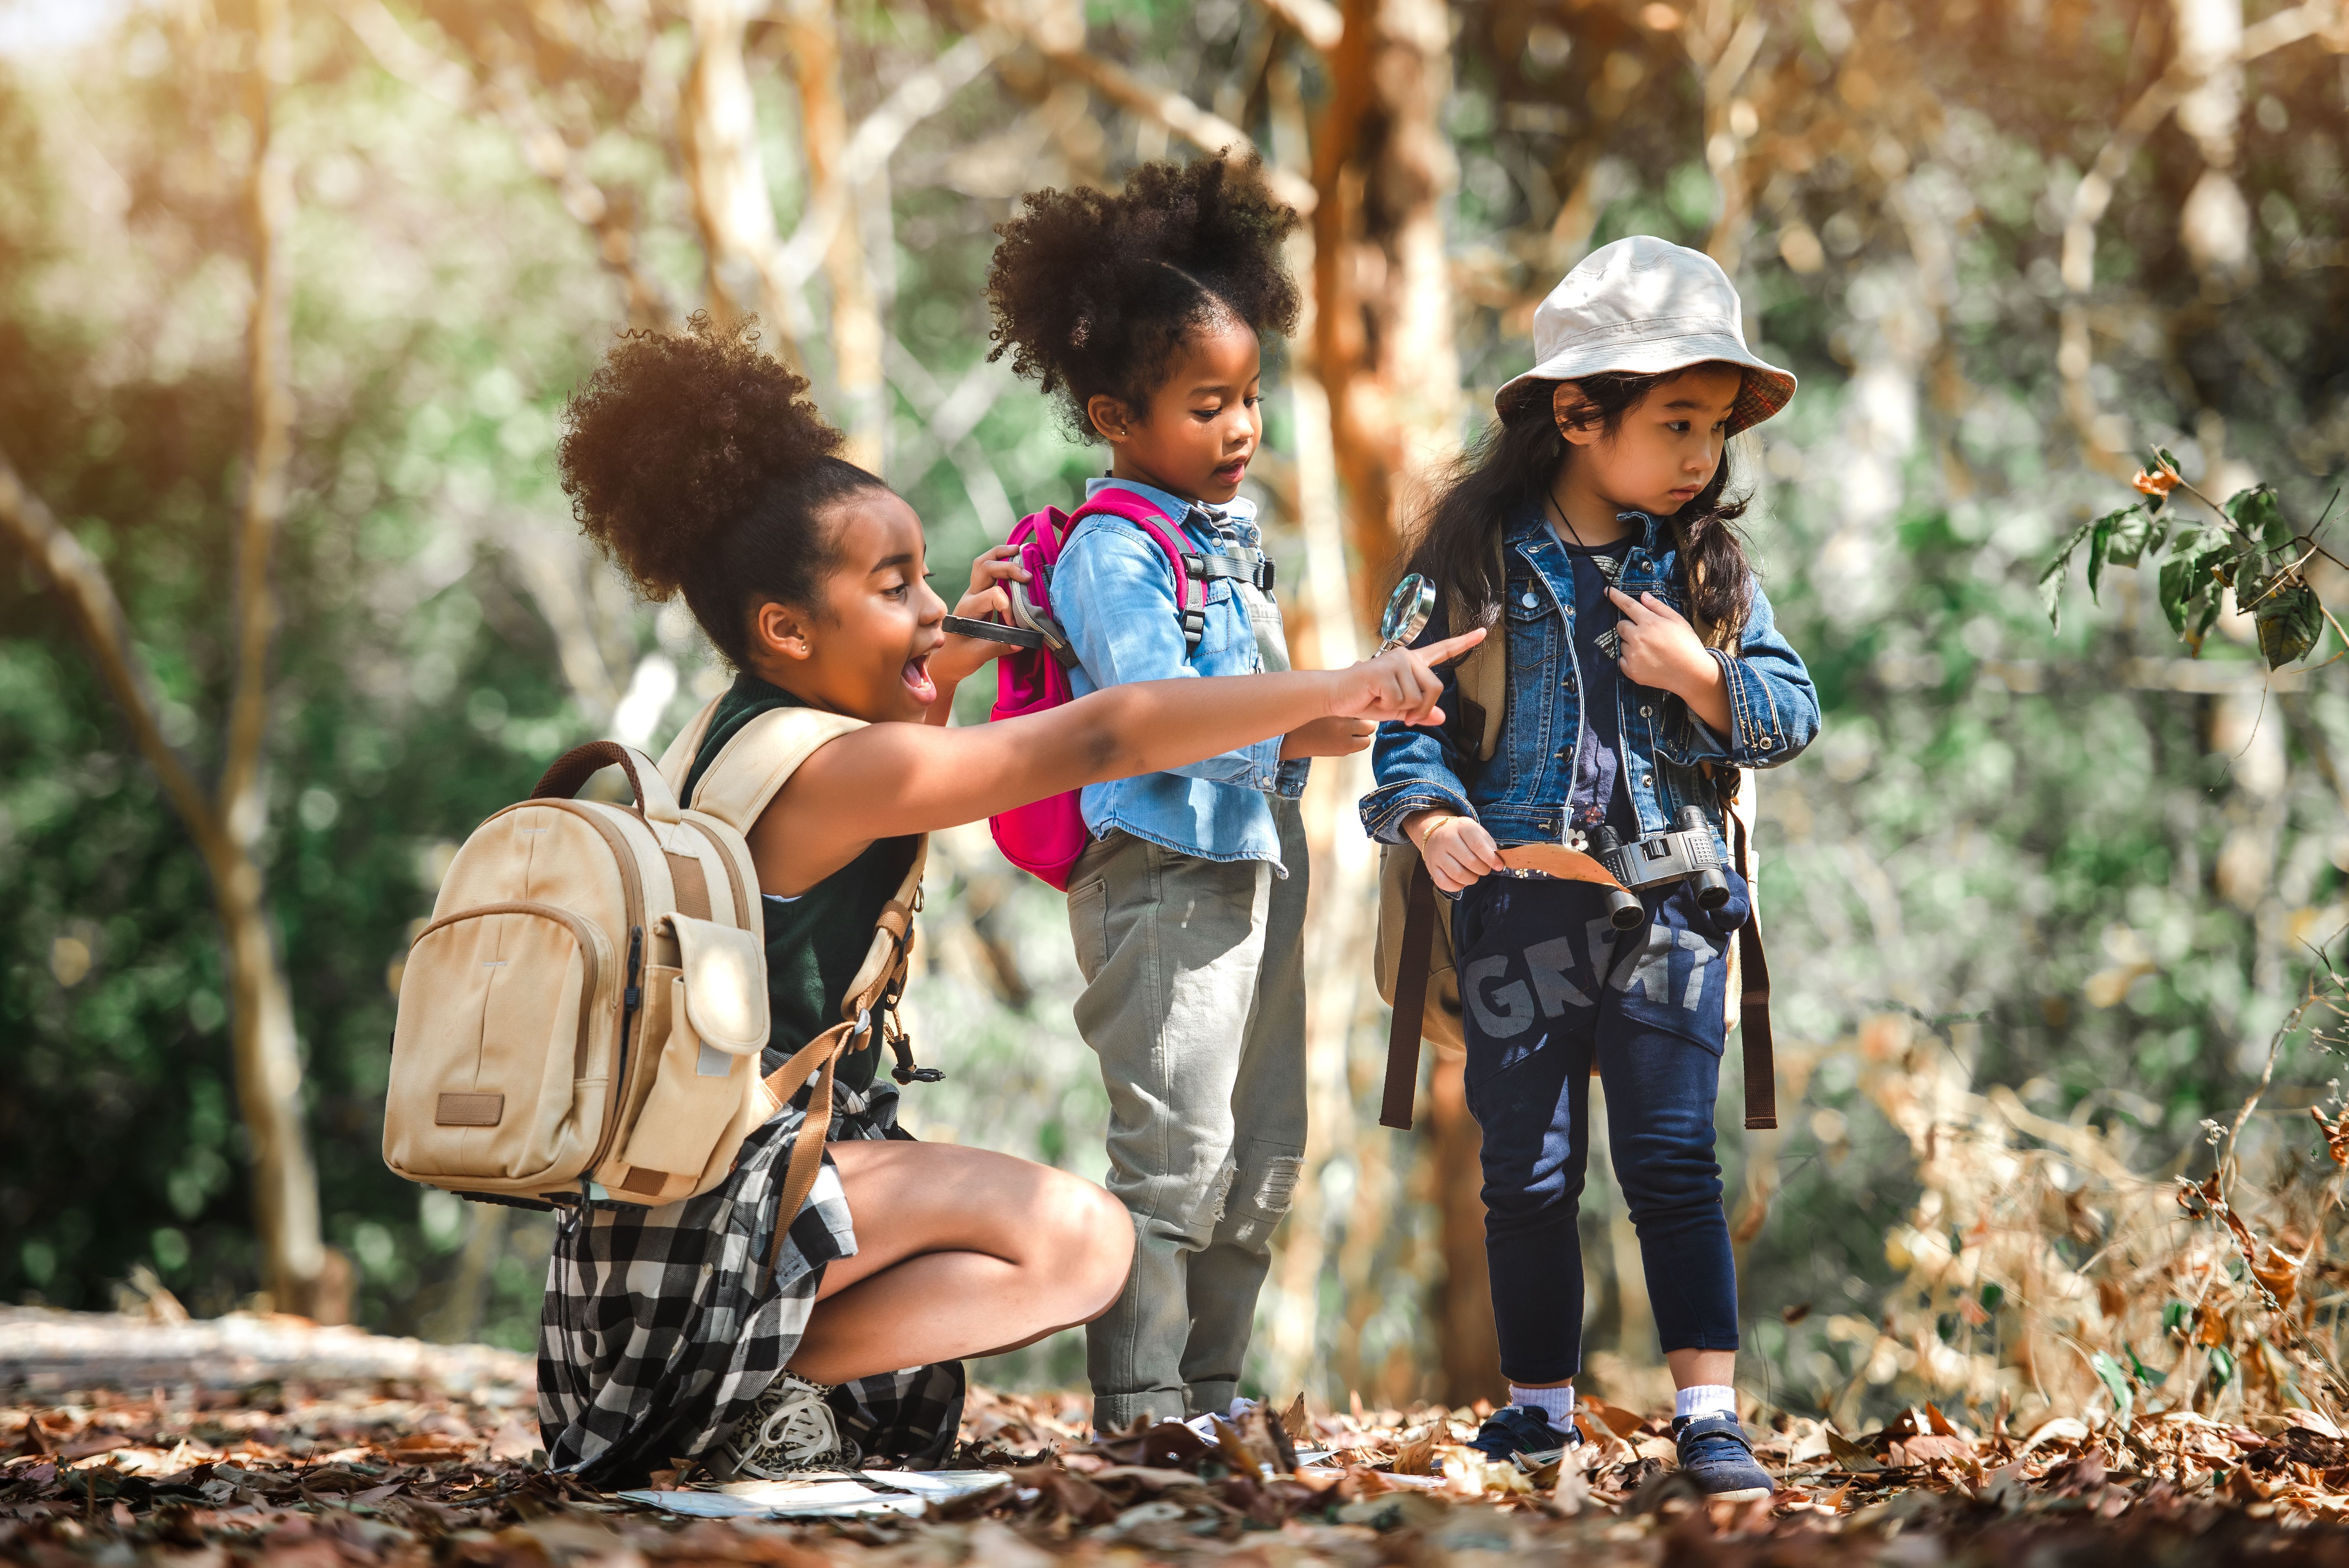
[986,151,1301,438]
[558,313,845,603]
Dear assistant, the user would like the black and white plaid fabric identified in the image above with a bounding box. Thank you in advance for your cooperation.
[537,1083,963,1485]
[828,1358,967,1469]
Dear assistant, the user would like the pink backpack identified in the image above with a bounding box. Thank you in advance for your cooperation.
[986,488,1210,889]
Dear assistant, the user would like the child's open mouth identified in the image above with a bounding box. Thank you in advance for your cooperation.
[902,652,937,706]
[1213,458,1248,486]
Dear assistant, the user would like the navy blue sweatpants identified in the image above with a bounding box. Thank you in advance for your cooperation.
[1451,873,1743,1385]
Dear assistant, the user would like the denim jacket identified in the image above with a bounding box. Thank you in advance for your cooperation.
[1056,477,1309,873]
[1360,508,1818,852]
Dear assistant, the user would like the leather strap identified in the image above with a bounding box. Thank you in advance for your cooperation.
[532,739,681,825]
[1381,856,1439,1131]
[761,1021,855,1274]
[1732,810,1776,1131]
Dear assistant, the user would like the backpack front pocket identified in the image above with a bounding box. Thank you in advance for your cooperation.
[385,901,611,1190]
[612,913,770,1200]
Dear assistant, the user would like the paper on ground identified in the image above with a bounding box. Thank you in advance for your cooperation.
[618,1470,1010,1519]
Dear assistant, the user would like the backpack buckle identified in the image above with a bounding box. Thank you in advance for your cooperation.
[1254,558,1276,592]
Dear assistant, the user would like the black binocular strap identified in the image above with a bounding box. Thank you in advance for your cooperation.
[1732,811,1777,1131]
[1380,857,1440,1131]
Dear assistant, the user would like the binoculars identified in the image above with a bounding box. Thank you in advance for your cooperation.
[1592,804,1731,930]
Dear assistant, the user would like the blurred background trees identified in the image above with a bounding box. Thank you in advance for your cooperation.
[4,0,2347,1425]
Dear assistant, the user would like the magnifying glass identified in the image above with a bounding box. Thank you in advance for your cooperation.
[1379,573,1436,654]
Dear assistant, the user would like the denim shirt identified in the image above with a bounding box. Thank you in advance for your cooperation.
[1055,477,1310,872]
[1360,508,1819,853]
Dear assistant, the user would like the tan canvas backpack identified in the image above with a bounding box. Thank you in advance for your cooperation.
[385,700,923,1228]
[1369,551,1774,1133]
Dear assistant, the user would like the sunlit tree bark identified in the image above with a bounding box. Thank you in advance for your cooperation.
[775,0,883,473]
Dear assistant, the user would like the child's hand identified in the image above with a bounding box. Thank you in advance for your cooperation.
[1280,716,1375,759]
[1605,588,1732,733]
[1406,811,1503,892]
[1331,628,1486,727]
[933,545,1034,687]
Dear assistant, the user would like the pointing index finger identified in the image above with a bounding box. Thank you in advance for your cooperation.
[1415,626,1487,665]
[1605,586,1650,620]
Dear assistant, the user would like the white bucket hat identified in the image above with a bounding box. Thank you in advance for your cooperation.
[1496,235,1796,434]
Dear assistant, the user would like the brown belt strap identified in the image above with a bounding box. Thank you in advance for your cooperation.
[1381,857,1439,1131]
[1732,811,1776,1131]
[760,1021,855,1275]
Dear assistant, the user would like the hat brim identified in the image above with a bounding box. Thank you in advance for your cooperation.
[1496,329,1796,435]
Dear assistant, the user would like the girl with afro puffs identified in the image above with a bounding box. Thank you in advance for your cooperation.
[986,152,1365,1434]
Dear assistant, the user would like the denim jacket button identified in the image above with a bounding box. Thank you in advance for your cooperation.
[1520,592,1538,609]
[1759,736,1774,749]
[1639,704,1653,717]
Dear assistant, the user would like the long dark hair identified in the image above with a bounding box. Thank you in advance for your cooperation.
[1402,369,1757,641]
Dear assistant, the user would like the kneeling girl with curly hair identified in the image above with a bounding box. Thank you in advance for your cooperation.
[536,312,1477,1484]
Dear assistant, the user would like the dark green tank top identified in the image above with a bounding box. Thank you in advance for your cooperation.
[684,673,918,1098]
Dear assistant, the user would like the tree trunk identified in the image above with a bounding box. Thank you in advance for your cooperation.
[230,0,337,1326]
[780,0,884,474]
[682,0,802,362]
[1310,0,1462,627]
[1311,0,1478,1396]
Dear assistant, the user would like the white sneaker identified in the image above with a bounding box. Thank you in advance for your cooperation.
[713,1370,861,1479]
[1181,1397,1258,1442]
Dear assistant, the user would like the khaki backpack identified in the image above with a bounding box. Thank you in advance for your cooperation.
[1369,559,1775,1133]
[385,701,923,1231]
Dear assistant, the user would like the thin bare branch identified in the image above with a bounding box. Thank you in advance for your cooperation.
[881,337,1015,535]
[767,30,1005,301]
[0,449,215,843]
[962,0,1315,213]
[2057,0,2337,471]
[331,0,675,330]
[1255,0,1342,52]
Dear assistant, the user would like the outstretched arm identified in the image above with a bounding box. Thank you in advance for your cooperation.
[752,632,1483,895]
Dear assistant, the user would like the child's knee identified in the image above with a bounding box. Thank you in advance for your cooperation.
[1052,1176,1136,1314]
[1215,1144,1304,1246]
[1479,1161,1586,1232]
[1614,1141,1725,1217]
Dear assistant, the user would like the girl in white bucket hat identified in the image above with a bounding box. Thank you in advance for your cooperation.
[1360,236,1819,1499]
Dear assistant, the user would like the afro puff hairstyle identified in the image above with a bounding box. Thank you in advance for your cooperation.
[557,313,886,668]
[985,151,1301,441]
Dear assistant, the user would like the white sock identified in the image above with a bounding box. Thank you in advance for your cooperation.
[1674,1384,1738,1421]
[1509,1384,1574,1426]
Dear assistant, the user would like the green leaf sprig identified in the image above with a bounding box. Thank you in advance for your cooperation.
[2041,449,2344,670]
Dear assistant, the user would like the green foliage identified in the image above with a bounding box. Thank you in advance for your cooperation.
[2044,457,2338,670]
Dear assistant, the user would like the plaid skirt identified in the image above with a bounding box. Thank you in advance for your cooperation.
[536,1083,964,1485]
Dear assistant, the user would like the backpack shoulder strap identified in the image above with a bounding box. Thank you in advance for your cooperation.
[657,695,722,796]
[1068,488,1208,654]
[685,706,869,834]
[1446,528,1510,763]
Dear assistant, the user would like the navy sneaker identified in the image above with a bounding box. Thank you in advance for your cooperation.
[1467,1404,1581,1464]
[1672,1412,1773,1501]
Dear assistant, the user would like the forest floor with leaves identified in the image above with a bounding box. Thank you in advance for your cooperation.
[12,1310,2349,1566]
